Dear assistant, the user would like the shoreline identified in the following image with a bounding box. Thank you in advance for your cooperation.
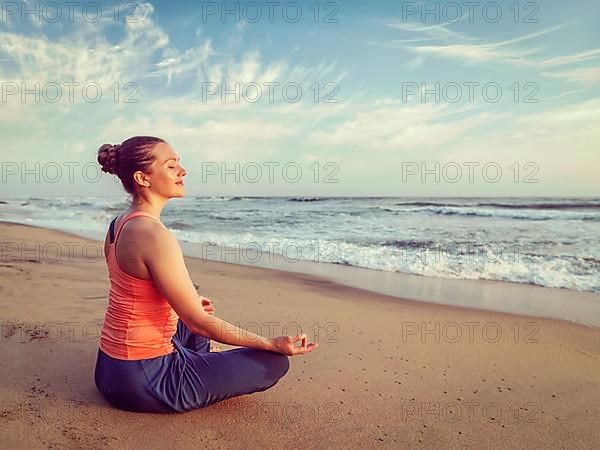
[2,218,599,329]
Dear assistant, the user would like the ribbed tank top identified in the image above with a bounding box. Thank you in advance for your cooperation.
[99,211,179,360]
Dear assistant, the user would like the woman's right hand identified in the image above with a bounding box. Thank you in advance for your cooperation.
[270,333,318,356]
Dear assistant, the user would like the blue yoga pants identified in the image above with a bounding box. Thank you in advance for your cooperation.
[94,318,290,413]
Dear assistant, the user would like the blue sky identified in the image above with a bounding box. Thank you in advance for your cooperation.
[1,0,599,197]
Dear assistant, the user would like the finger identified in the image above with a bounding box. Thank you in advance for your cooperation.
[292,333,307,343]
[293,343,317,355]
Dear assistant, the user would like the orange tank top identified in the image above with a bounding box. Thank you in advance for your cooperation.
[99,211,179,360]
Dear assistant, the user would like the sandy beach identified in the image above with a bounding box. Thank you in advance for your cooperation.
[1,220,599,449]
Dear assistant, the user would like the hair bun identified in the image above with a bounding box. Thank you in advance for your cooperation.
[97,143,121,175]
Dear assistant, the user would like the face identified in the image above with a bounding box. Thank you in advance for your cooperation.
[138,142,187,199]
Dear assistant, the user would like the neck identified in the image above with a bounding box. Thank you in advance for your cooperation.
[126,195,168,220]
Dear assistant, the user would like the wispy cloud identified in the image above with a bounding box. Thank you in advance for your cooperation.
[373,22,600,69]
[536,49,600,67]
[0,1,353,166]
[0,1,347,106]
[309,100,497,153]
[151,41,215,84]
[383,24,565,64]
[384,15,476,43]
[409,42,540,64]
[542,67,600,85]
[0,2,169,86]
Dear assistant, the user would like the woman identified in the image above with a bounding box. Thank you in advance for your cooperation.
[94,136,317,413]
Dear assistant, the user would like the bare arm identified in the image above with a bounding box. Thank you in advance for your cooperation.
[141,225,276,351]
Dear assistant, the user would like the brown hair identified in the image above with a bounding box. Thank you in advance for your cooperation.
[97,136,165,196]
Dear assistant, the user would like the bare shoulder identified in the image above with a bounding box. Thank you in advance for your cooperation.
[121,217,177,253]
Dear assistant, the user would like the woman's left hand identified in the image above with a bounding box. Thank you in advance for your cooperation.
[199,296,215,315]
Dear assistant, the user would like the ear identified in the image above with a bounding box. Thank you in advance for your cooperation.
[133,171,150,187]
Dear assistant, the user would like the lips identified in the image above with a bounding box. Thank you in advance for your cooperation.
[175,180,184,186]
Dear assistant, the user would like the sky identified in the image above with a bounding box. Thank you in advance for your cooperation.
[1,0,599,197]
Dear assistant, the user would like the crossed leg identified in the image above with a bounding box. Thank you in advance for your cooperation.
[160,318,291,412]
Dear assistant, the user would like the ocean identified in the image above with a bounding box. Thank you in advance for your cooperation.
[1,195,599,294]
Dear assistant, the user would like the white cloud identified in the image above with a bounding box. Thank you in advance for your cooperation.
[309,100,497,152]
[152,40,215,84]
[376,22,600,69]
[536,49,600,67]
[0,2,169,87]
[542,67,600,85]
[410,42,540,64]
[0,0,347,113]
[517,97,600,129]
[384,16,476,43]
[101,112,301,161]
